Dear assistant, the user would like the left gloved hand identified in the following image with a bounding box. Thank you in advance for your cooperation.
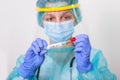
[74,34,93,72]
[18,38,48,79]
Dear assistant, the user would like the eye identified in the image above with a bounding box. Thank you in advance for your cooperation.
[43,15,55,22]
[46,17,55,21]
[64,16,70,19]
[62,15,72,21]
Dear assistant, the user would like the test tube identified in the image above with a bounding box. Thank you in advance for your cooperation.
[46,37,76,49]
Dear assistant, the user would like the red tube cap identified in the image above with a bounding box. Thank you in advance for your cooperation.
[70,37,76,43]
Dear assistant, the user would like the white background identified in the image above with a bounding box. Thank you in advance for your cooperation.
[0,0,120,79]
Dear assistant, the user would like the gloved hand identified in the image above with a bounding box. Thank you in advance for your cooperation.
[74,34,93,72]
[18,38,48,79]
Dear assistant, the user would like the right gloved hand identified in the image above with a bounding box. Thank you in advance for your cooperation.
[18,38,48,79]
[74,34,92,72]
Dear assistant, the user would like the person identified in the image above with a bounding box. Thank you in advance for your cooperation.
[7,0,117,80]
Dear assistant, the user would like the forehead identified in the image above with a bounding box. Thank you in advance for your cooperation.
[44,10,73,16]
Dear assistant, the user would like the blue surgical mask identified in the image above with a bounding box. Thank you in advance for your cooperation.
[43,20,74,43]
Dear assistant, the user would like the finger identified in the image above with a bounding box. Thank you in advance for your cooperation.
[74,50,87,58]
[74,47,83,53]
[74,34,89,44]
[74,52,83,59]
[76,34,88,39]
[36,39,48,53]
[30,46,39,55]
[75,42,85,48]
[25,47,36,60]
[40,49,47,56]
[36,38,44,48]
[74,38,87,45]
[42,39,48,47]
[32,41,40,53]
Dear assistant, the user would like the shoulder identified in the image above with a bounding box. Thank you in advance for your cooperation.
[90,48,108,68]
[90,48,104,61]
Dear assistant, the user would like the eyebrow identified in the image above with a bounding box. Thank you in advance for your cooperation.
[62,11,73,16]
[45,11,73,17]
[44,14,53,17]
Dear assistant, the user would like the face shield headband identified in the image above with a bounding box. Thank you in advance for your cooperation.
[36,4,80,12]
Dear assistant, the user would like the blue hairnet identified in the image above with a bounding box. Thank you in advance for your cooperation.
[36,0,82,27]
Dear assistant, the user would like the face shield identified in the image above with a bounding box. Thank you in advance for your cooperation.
[36,0,82,27]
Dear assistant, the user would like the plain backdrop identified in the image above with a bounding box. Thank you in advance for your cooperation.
[0,0,120,79]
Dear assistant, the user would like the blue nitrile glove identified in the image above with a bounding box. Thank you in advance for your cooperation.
[74,34,93,72]
[18,38,48,79]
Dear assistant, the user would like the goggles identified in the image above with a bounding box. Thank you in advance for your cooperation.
[36,4,80,12]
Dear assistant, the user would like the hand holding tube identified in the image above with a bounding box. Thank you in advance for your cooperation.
[18,38,48,79]
[73,34,93,72]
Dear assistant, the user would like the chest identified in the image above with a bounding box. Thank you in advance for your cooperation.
[38,60,78,80]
